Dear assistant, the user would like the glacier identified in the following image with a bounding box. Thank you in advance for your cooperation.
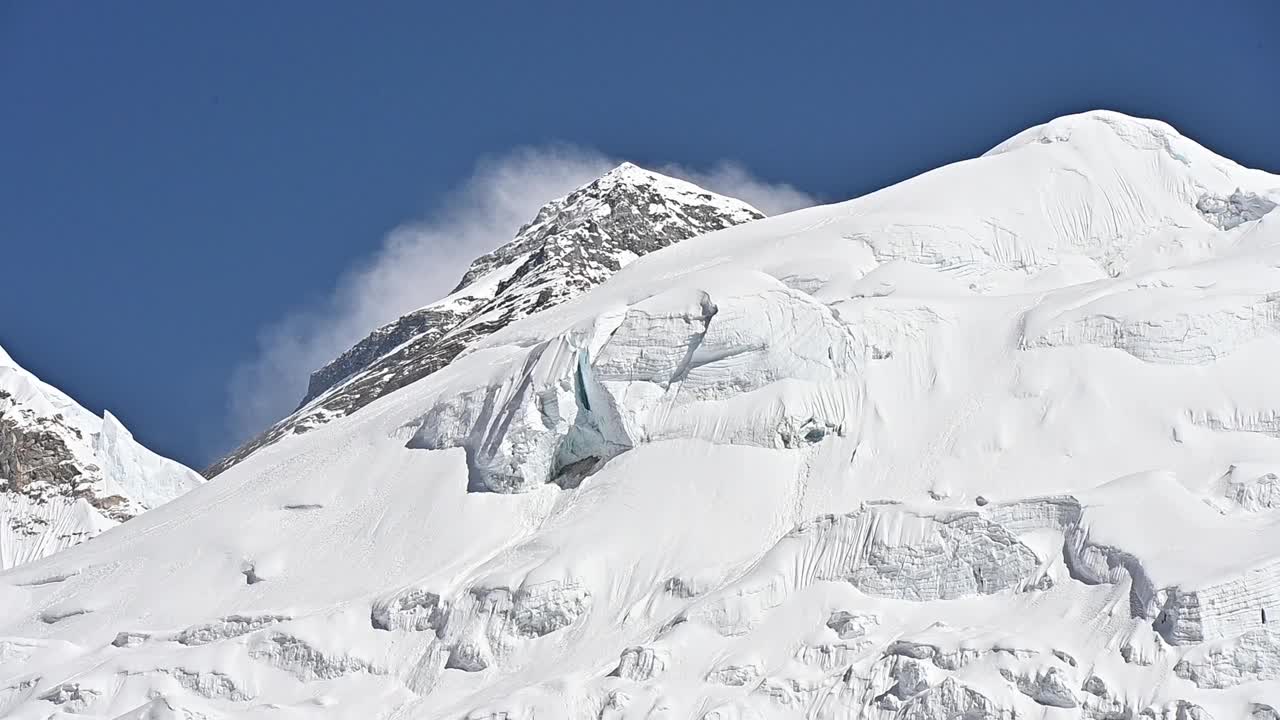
[2,110,1280,719]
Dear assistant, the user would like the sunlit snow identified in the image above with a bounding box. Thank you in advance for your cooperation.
[3,111,1280,720]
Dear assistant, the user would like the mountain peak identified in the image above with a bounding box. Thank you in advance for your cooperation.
[598,160,646,179]
[585,162,753,209]
[983,109,1215,165]
[588,162,663,193]
[593,161,680,187]
[208,165,766,476]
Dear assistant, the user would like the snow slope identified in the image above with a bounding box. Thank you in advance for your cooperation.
[0,344,204,570]
[4,111,1280,720]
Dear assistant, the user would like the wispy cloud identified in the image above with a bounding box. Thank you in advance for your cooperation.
[223,147,816,453]
[660,160,816,215]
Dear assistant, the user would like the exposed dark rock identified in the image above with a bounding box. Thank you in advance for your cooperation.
[0,392,131,522]
[1,401,82,493]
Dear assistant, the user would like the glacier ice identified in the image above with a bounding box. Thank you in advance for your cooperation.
[407,283,859,493]
[1197,190,1278,230]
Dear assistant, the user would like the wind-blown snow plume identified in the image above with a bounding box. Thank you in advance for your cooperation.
[659,160,815,215]
[225,148,814,450]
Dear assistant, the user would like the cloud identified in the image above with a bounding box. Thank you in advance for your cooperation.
[223,147,815,455]
[660,160,817,215]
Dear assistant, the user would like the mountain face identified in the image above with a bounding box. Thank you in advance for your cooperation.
[206,163,764,476]
[0,345,203,570]
[6,111,1280,720]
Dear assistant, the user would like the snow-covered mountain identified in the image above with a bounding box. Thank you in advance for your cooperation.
[5,111,1280,720]
[0,344,203,570]
[206,163,765,477]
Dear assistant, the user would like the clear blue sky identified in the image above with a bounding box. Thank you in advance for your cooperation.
[2,1,1277,468]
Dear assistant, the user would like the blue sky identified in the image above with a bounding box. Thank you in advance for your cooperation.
[2,1,1277,468]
